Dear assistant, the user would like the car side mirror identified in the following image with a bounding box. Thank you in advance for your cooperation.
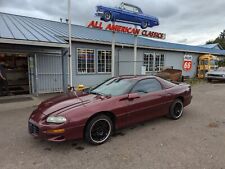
[128,93,140,100]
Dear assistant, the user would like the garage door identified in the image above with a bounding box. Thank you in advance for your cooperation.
[36,54,63,94]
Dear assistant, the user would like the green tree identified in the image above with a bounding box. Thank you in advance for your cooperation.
[218,60,225,67]
[206,30,225,49]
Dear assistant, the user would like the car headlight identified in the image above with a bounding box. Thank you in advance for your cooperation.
[46,116,67,124]
[223,74,225,77]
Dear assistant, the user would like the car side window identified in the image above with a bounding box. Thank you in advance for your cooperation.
[124,6,134,12]
[131,79,162,94]
[133,7,139,13]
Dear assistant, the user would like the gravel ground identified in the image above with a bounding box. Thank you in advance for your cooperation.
[0,82,225,169]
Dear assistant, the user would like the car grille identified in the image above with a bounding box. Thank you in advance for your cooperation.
[208,74,223,77]
[28,122,39,135]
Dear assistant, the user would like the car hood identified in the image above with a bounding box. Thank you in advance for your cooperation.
[37,92,108,116]
[208,71,225,75]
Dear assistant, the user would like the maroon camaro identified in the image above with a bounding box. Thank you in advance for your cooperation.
[28,76,192,145]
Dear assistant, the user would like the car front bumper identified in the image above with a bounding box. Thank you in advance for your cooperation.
[28,119,84,142]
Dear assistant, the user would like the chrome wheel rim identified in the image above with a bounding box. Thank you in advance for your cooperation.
[142,22,148,28]
[174,102,183,118]
[105,13,111,20]
[90,119,111,144]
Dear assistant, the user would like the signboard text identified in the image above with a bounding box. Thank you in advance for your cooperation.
[87,20,166,40]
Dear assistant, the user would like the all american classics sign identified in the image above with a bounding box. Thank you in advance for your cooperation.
[87,20,166,40]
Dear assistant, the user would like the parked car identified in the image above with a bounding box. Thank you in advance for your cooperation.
[96,2,159,29]
[205,67,225,82]
[156,68,183,82]
[28,76,192,145]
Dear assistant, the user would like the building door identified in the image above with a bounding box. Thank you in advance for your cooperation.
[35,54,63,94]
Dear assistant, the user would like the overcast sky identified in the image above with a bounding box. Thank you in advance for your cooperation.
[0,0,224,45]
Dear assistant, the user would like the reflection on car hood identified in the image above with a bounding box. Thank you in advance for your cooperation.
[37,92,107,116]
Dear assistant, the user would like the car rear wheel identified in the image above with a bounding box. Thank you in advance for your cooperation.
[103,12,112,22]
[168,99,184,120]
[85,115,113,145]
[141,21,148,29]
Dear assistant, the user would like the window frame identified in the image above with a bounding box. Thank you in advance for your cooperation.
[160,54,165,70]
[144,53,154,72]
[97,49,112,74]
[143,52,165,73]
[155,53,161,72]
[77,48,95,74]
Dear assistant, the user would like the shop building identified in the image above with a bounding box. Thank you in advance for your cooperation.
[0,12,225,96]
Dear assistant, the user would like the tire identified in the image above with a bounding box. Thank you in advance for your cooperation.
[168,99,184,120]
[103,12,112,22]
[207,78,212,82]
[85,115,113,145]
[141,21,148,29]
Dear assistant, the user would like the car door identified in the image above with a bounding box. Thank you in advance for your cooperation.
[127,78,166,125]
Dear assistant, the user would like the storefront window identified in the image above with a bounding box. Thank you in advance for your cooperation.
[155,54,160,71]
[160,54,165,70]
[98,50,112,73]
[144,53,154,72]
[144,53,165,72]
[77,49,95,73]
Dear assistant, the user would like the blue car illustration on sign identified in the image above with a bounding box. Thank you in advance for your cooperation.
[96,2,159,29]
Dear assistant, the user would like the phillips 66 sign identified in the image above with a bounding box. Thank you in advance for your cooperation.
[183,55,192,71]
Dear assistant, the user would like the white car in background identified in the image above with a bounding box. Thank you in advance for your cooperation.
[205,67,225,82]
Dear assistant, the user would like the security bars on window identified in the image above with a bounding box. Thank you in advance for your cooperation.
[77,48,95,73]
[98,50,112,73]
[144,53,165,72]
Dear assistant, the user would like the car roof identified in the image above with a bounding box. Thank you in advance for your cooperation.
[114,75,157,81]
[120,2,142,11]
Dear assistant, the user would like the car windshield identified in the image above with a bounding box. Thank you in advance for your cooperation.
[90,78,135,96]
[210,59,218,66]
[217,67,225,71]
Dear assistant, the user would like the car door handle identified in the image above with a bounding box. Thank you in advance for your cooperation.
[167,93,172,96]
[128,93,140,100]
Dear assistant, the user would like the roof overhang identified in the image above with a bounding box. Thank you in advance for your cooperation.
[0,38,69,48]
[68,37,225,56]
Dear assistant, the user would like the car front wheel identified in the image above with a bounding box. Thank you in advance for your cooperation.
[103,12,112,22]
[168,99,184,120]
[85,115,113,145]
